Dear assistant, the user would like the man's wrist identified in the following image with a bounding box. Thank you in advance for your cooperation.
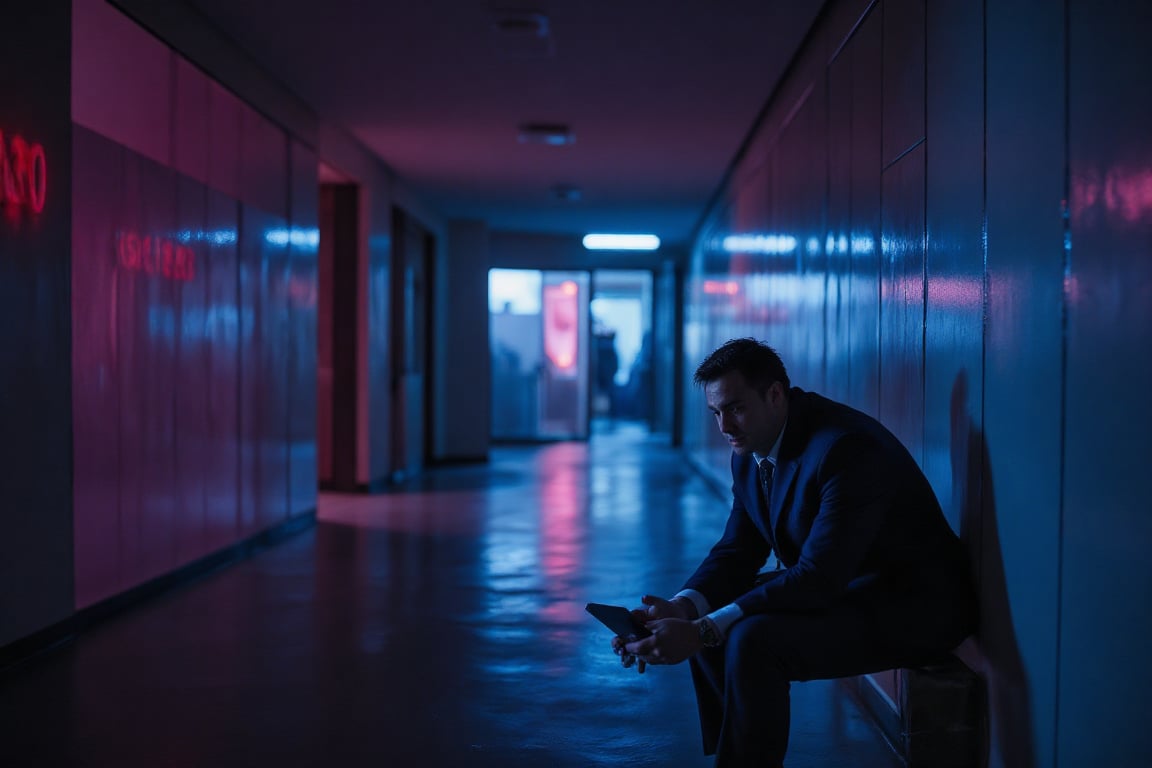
[695,616,723,648]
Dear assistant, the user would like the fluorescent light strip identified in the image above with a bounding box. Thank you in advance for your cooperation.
[582,234,660,251]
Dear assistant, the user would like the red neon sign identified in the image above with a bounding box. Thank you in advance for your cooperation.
[0,129,47,214]
[543,280,579,375]
[116,230,197,282]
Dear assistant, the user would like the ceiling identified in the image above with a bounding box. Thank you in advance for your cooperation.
[183,0,824,250]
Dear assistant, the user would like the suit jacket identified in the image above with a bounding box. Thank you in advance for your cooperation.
[683,388,972,617]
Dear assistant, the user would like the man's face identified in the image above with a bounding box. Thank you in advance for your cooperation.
[704,371,786,457]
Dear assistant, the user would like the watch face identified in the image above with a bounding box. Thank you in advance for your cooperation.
[698,619,721,648]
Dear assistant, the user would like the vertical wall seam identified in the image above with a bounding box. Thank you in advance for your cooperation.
[876,0,885,415]
[978,0,989,641]
[284,138,294,520]
[920,0,929,467]
[1053,0,1072,764]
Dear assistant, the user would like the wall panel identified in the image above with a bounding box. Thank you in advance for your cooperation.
[363,192,393,486]
[174,174,211,566]
[0,0,74,648]
[203,188,242,552]
[878,145,926,464]
[826,48,853,407]
[237,205,270,534]
[263,215,292,526]
[924,0,985,535]
[881,0,925,166]
[984,2,1065,765]
[847,8,883,419]
[1061,1,1152,762]
[72,128,124,608]
[288,141,320,516]
[128,153,181,586]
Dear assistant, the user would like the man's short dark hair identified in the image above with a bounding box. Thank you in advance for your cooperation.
[693,338,791,393]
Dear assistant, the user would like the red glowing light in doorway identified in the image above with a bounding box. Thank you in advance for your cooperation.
[543,281,579,375]
[0,129,47,214]
[116,230,197,282]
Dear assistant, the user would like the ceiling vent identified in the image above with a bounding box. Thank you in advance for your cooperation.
[551,184,582,202]
[491,9,555,58]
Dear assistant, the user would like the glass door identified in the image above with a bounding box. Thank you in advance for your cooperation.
[489,269,590,440]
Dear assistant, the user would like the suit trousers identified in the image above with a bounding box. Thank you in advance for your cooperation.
[687,577,974,767]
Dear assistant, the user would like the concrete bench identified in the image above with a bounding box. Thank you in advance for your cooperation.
[898,651,986,768]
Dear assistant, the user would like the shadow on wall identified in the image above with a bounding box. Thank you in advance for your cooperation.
[951,370,1037,768]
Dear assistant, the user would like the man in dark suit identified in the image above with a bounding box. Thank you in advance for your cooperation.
[613,338,976,767]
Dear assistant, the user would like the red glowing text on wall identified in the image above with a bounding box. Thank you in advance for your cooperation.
[116,231,197,282]
[0,129,48,214]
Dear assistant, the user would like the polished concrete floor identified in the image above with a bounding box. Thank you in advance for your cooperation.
[0,424,903,767]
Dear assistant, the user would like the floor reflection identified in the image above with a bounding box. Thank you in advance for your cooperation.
[0,425,902,767]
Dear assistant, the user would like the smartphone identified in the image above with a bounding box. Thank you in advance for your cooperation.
[585,602,651,639]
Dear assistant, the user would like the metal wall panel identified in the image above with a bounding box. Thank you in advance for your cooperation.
[0,2,74,647]
[364,194,394,485]
[288,141,320,516]
[238,205,270,535]
[879,144,926,464]
[827,44,854,408]
[174,174,210,566]
[1061,1,1152,763]
[263,215,292,526]
[72,128,124,609]
[881,0,925,166]
[924,0,985,536]
[778,87,829,393]
[128,153,180,586]
[985,3,1065,766]
[847,8,883,420]
[203,188,242,553]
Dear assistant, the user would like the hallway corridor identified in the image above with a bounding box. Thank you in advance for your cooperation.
[0,426,902,767]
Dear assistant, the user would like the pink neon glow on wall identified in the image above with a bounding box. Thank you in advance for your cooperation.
[543,280,579,375]
[116,230,197,281]
[0,129,48,214]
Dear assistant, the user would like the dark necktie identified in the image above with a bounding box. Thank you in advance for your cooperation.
[758,457,781,564]
[758,458,775,507]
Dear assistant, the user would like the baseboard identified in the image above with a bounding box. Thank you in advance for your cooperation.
[0,509,316,674]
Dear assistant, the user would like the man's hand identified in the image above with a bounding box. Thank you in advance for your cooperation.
[634,593,694,622]
[624,618,703,668]
[609,594,703,673]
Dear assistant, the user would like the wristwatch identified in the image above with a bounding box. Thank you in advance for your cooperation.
[697,616,723,648]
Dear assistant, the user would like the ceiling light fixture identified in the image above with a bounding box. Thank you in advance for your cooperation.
[518,122,575,146]
[582,234,661,251]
